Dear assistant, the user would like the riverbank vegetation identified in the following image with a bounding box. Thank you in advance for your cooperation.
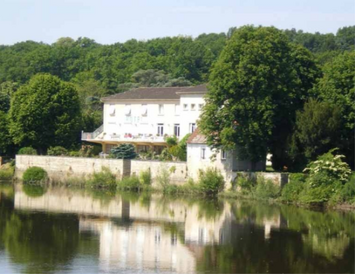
[224,150,355,208]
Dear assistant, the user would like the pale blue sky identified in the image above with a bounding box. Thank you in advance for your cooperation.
[1,0,354,45]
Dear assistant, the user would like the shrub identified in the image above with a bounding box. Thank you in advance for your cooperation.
[0,166,14,180]
[139,169,151,186]
[255,178,280,199]
[157,167,170,189]
[69,151,81,157]
[300,149,352,204]
[18,147,37,155]
[298,182,342,204]
[118,176,141,191]
[110,144,137,159]
[23,167,47,184]
[47,146,68,156]
[303,149,352,186]
[236,174,256,194]
[198,168,225,195]
[166,136,178,147]
[340,173,355,204]
[87,167,117,189]
[281,173,306,202]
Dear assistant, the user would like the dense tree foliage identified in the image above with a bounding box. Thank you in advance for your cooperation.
[0,25,354,162]
[0,27,352,94]
[199,26,320,169]
[9,74,82,153]
[290,99,342,170]
[293,52,355,169]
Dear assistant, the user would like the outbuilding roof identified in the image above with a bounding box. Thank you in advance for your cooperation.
[187,128,207,144]
[102,84,207,102]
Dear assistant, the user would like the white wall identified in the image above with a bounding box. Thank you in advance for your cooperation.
[179,94,205,138]
[187,144,235,185]
[103,100,181,138]
[15,155,128,182]
[102,94,205,141]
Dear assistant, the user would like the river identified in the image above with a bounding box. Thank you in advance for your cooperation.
[0,183,354,273]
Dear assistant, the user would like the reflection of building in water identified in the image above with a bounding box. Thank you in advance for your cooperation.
[80,218,195,273]
[184,203,234,245]
[14,186,287,272]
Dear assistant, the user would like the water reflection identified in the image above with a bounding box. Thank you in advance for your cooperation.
[0,184,353,273]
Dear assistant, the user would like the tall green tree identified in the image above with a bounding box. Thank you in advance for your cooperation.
[199,26,320,169]
[290,99,342,170]
[9,74,82,153]
[313,51,355,168]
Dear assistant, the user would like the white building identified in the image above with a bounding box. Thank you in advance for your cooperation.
[82,84,265,175]
[82,85,206,154]
[186,129,265,182]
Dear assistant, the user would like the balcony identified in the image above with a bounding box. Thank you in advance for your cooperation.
[82,125,170,145]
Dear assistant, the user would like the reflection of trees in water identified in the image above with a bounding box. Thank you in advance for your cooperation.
[281,205,355,260]
[0,194,80,273]
[195,201,355,273]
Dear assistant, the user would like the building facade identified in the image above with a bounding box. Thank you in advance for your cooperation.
[82,85,207,154]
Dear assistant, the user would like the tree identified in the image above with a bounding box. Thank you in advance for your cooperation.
[9,74,82,153]
[0,111,13,155]
[198,26,320,169]
[289,99,342,170]
[110,144,137,159]
[0,81,18,112]
[313,51,355,168]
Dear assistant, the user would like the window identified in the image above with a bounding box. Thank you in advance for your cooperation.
[108,105,115,116]
[124,104,131,116]
[174,124,180,137]
[175,104,181,115]
[183,104,188,111]
[141,104,148,116]
[158,104,164,115]
[157,124,164,136]
[191,104,196,111]
[221,150,227,160]
[201,147,206,159]
[189,123,196,133]
[198,104,204,110]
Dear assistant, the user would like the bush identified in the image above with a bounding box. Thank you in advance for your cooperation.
[156,167,171,190]
[255,178,281,199]
[281,173,306,202]
[18,147,37,155]
[110,144,137,159]
[118,176,141,191]
[236,174,256,194]
[198,168,225,195]
[340,173,355,204]
[22,167,47,183]
[0,166,14,180]
[300,149,352,205]
[87,167,117,189]
[139,169,151,186]
[47,146,68,156]
[69,151,81,157]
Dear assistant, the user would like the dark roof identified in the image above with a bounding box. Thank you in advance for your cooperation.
[102,84,207,101]
[187,128,207,144]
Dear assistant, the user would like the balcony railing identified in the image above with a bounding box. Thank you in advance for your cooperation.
[82,125,104,140]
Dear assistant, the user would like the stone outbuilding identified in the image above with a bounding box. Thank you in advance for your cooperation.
[186,129,265,183]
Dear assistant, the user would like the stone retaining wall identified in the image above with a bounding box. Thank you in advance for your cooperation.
[15,155,188,185]
[15,155,288,187]
[15,155,127,182]
[131,160,188,185]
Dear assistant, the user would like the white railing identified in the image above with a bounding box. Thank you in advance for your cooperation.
[82,125,104,140]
